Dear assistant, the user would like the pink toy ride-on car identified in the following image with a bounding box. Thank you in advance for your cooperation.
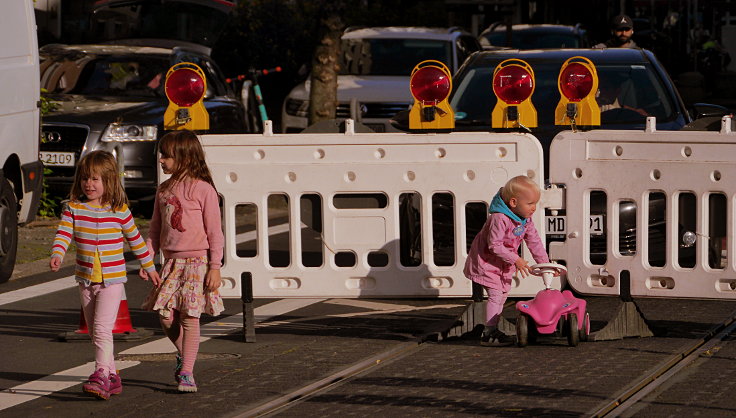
[515,263,590,347]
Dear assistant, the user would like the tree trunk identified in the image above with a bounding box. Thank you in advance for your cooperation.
[308,13,343,126]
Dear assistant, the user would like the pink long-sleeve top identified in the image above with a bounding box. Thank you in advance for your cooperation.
[464,213,549,292]
[146,179,224,270]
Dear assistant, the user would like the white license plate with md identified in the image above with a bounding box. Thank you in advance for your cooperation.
[546,215,603,235]
[40,151,75,167]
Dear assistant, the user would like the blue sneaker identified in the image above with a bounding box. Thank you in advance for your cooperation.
[174,354,183,382]
[177,371,197,393]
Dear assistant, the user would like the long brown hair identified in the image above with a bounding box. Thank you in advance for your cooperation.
[157,130,216,194]
[69,150,128,211]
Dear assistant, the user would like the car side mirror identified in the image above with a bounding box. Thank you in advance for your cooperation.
[691,103,730,119]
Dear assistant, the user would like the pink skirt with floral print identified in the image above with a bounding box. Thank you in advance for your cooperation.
[144,256,224,319]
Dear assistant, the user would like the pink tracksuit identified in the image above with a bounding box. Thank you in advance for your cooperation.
[464,213,549,326]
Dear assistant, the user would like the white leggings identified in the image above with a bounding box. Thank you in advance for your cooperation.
[79,282,123,375]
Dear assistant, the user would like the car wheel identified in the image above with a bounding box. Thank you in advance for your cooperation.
[516,313,529,347]
[567,313,579,347]
[0,178,18,283]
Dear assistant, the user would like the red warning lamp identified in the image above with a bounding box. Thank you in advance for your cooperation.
[164,62,209,130]
[491,59,537,129]
[559,62,594,102]
[493,65,534,104]
[410,66,451,104]
[408,60,454,130]
[165,68,205,107]
[555,56,600,127]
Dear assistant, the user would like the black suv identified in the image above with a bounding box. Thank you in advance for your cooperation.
[39,41,249,205]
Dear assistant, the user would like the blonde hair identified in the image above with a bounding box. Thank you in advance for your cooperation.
[157,129,216,194]
[69,150,128,211]
[500,175,540,203]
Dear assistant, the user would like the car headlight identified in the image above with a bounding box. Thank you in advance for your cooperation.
[284,98,309,117]
[101,124,158,142]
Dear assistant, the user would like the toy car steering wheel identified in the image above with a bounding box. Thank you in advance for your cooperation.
[530,263,567,289]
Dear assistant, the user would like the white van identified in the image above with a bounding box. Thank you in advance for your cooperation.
[0,0,43,282]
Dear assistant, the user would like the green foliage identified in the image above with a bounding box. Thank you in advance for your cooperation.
[37,167,61,218]
[38,89,61,218]
[40,88,59,115]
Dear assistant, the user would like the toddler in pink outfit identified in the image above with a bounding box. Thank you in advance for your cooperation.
[464,175,549,346]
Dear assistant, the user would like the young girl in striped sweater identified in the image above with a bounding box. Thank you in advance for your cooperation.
[50,150,160,400]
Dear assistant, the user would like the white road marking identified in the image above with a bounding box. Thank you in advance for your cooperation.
[0,361,139,410]
[119,298,326,355]
[0,276,76,306]
[259,303,465,328]
[235,222,308,244]
[325,298,423,311]
[0,298,325,410]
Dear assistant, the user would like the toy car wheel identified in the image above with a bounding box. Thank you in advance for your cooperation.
[579,312,590,342]
[567,313,579,347]
[516,313,529,347]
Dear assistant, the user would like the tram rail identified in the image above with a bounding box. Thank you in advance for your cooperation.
[592,310,736,417]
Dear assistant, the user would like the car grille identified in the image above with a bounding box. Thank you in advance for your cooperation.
[336,102,409,119]
[41,124,89,176]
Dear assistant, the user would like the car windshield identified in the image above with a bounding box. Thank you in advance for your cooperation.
[340,38,452,76]
[484,32,582,49]
[451,62,675,127]
[40,55,169,97]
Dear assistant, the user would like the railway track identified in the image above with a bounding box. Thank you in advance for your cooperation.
[592,312,736,417]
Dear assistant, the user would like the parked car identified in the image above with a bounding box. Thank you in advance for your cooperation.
[281,26,481,133]
[478,24,590,49]
[39,41,250,206]
[393,48,725,267]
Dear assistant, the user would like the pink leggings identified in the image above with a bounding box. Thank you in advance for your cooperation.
[159,310,201,373]
[79,282,123,375]
[483,286,508,327]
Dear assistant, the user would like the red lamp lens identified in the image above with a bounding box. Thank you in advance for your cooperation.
[493,66,534,104]
[410,67,451,103]
[165,68,205,107]
[559,63,593,102]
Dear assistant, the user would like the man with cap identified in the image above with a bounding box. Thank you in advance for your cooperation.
[594,14,638,48]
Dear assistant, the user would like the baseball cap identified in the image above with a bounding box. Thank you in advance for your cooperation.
[611,14,633,30]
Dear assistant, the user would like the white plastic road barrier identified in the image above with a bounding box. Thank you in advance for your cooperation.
[201,127,547,298]
[548,116,736,299]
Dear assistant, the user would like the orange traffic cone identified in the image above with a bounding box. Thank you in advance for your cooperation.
[60,287,153,341]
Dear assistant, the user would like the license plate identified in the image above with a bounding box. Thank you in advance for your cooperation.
[40,151,75,167]
[546,215,603,235]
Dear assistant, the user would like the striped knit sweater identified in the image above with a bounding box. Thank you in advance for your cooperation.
[51,201,155,285]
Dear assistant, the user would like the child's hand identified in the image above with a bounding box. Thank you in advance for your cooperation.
[205,269,221,292]
[515,258,531,277]
[148,270,161,287]
[49,256,61,272]
[140,268,162,287]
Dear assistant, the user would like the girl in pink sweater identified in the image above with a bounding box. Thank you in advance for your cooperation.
[464,175,550,346]
[141,130,224,392]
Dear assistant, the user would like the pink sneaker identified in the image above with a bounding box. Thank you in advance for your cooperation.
[108,372,122,396]
[83,368,110,400]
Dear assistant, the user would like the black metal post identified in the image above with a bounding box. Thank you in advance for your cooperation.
[241,272,256,342]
